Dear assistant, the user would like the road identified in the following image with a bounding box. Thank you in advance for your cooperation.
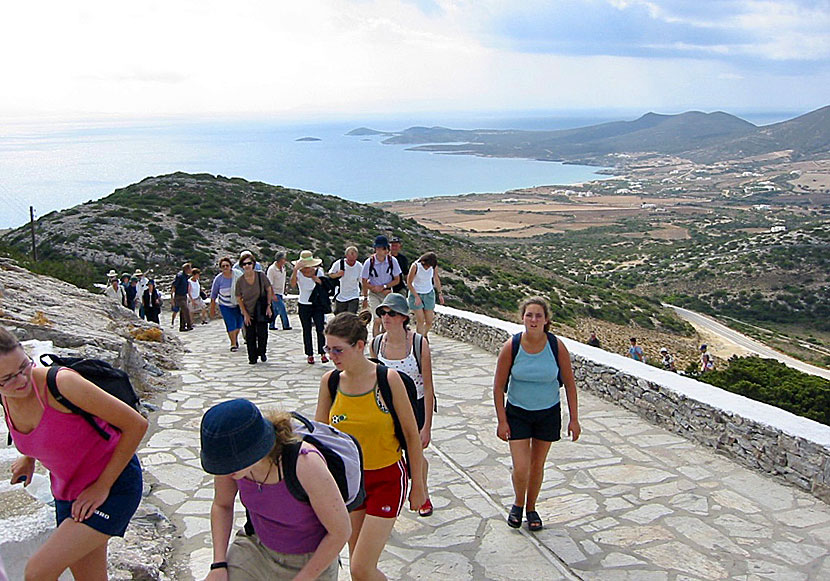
[668,304,830,381]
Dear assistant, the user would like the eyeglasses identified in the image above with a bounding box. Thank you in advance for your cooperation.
[378,309,400,317]
[323,344,354,356]
[242,261,253,266]
[0,357,34,388]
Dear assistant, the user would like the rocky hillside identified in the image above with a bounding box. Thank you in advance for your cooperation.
[0,173,693,336]
[0,258,183,579]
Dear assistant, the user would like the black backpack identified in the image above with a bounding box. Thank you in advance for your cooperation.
[327,363,422,477]
[41,354,141,440]
[505,332,564,393]
[368,256,393,278]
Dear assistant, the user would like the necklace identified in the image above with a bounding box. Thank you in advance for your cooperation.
[251,461,274,492]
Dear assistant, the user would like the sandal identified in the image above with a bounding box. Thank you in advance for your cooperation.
[507,504,523,529]
[418,498,433,517]
[526,510,543,532]
[321,354,329,363]
[307,356,315,364]
[230,345,239,352]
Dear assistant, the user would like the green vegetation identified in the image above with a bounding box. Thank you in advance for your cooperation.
[696,356,830,426]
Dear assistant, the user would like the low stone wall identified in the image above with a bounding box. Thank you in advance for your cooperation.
[432,308,830,504]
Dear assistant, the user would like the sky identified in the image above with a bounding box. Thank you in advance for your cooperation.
[0,0,828,121]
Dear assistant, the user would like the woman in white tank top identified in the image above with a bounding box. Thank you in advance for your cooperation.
[406,252,444,339]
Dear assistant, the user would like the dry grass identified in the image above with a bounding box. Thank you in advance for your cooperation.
[130,326,163,342]
[30,311,52,326]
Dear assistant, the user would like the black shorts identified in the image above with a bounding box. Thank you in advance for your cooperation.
[415,396,425,429]
[506,402,561,442]
[55,454,142,537]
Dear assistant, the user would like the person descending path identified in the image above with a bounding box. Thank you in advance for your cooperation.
[361,236,402,337]
[236,254,273,365]
[0,327,147,579]
[316,312,425,581]
[493,297,580,532]
[369,293,436,517]
[172,262,194,332]
[211,257,244,352]
[200,399,350,581]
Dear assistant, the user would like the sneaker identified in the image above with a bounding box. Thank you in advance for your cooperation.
[261,354,267,362]
[283,327,293,331]
[248,360,257,365]
[307,356,315,364]
[321,354,329,363]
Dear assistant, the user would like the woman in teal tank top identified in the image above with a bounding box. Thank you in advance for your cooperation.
[493,297,581,532]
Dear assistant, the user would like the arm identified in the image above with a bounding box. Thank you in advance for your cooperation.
[557,341,581,441]
[386,369,425,509]
[493,341,513,441]
[236,284,251,326]
[10,455,36,487]
[314,372,334,423]
[406,264,420,305]
[361,278,370,307]
[289,268,298,289]
[433,268,444,305]
[420,340,435,448]
[49,369,148,522]
[205,475,238,581]
[293,448,351,581]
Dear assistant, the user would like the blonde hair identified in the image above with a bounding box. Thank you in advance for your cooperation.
[345,245,358,255]
[263,409,300,462]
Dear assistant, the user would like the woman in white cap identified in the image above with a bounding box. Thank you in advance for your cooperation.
[289,251,330,365]
[201,399,350,580]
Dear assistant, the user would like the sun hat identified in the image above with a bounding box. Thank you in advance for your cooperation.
[373,235,390,249]
[660,347,668,353]
[106,269,117,278]
[200,399,275,475]
[375,293,410,318]
[390,236,401,243]
[293,250,322,269]
[134,269,144,277]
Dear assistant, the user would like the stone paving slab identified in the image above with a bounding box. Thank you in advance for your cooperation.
[142,319,830,580]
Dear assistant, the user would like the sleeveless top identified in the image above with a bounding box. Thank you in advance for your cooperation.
[507,342,561,411]
[2,369,120,501]
[330,382,401,470]
[238,448,327,555]
[411,263,434,294]
[376,332,424,399]
[297,267,324,305]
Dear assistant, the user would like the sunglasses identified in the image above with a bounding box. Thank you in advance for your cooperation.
[378,309,401,317]
[0,357,34,388]
[323,344,353,356]
[242,261,254,266]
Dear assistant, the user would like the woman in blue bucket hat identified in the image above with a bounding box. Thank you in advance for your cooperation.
[200,399,350,580]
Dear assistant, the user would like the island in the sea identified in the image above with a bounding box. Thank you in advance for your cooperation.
[295,136,322,142]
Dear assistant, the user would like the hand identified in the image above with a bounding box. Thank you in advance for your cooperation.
[497,420,510,441]
[438,293,445,305]
[204,567,229,581]
[242,313,251,326]
[419,426,431,449]
[210,307,216,318]
[72,480,110,522]
[568,419,581,442]
[11,456,35,486]
[414,295,422,306]
[266,307,272,317]
[409,481,426,511]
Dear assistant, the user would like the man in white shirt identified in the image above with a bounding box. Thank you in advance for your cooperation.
[328,246,363,314]
[134,269,150,319]
[266,251,292,330]
[361,235,402,336]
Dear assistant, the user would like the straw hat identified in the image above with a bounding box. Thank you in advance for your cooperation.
[134,269,144,277]
[293,250,322,269]
[106,269,117,278]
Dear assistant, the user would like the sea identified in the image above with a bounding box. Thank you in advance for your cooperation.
[0,111,796,230]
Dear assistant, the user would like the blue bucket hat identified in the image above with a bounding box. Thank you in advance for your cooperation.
[200,399,275,475]
[373,235,390,249]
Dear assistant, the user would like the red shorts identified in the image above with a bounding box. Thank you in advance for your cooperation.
[355,459,408,518]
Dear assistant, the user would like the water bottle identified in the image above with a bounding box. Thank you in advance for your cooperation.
[18,473,55,506]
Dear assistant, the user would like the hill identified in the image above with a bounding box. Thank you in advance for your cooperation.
[366,106,829,164]
[0,172,694,341]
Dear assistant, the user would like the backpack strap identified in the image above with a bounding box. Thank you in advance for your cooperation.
[327,370,341,403]
[45,367,111,440]
[504,332,523,393]
[279,440,305,503]
[546,332,564,387]
[412,332,424,375]
[374,365,404,448]
[368,257,377,278]
[339,258,345,271]
[371,334,383,358]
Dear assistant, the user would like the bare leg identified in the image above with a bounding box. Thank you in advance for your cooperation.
[526,439,552,511]
[25,519,110,581]
[413,309,426,336]
[508,439,531,508]
[228,329,240,347]
[349,514,397,581]
[424,309,435,339]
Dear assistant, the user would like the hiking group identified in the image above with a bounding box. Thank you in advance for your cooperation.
[1,232,581,580]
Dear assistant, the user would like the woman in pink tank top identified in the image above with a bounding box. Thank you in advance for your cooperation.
[0,327,148,580]
[200,399,350,580]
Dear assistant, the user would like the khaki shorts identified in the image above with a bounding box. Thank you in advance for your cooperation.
[367,290,388,319]
[227,530,338,581]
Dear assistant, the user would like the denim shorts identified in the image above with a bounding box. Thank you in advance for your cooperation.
[219,304,244,332]
[408,289,435,311]
[54,455,142,537]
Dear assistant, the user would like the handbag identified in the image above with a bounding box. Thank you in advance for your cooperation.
[253,272,270,323]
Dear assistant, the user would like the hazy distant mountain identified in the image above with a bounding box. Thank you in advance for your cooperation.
[361,106,829,164]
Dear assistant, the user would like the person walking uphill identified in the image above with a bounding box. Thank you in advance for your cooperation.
[172,262,194,332]
[290,251,330,365]
[200,399,350,581]
[316,312,426,581]
[0,327,147,580]
[361,236,402,337]
[236,255,274,365]
[266,252,292,331]
[493,297,580,532]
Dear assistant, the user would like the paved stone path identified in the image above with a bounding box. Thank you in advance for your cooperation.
[142,320,830,580]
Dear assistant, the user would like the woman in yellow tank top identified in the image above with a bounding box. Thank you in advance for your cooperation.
[315,311,425,581]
